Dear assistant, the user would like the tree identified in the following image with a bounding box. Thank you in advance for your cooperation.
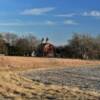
[25,34,40,51]
[68,33,82,58]
[3,33,18,46]
[0,36,6,54]
[68,33,97,59]
[15,38,30,56]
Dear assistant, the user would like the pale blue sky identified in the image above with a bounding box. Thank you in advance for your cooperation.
[0,0,100,45]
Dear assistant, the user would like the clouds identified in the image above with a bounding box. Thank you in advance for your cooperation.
[0,19,79,26]
[55,10,100,18]
[0,20,56,26]
[22,8,100,19]
[20,8,100,25]
[82,10,100,17]
[20,7,79,26]
[55,13,76,17]
[21,7,55,15]
[4,7,100,27]
[0,22,30,26]
[64,20,78,25]
[45,20,56,25]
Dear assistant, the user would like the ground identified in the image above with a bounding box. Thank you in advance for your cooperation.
[0,56,100,100]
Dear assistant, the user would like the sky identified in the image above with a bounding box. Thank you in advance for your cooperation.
[0,0,100,45]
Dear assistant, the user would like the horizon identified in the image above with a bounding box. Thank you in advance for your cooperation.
[0,0,100,45]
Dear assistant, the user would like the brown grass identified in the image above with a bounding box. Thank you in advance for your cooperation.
[0,56,100,99]
[0,56,99,71]
[0,71,99,100]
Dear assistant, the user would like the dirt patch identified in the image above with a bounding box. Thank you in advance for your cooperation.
[21,66,100,92]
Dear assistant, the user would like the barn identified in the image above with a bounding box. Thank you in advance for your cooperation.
[35,38,55,57]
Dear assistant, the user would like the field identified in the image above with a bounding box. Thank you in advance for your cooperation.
[0,56,100,100]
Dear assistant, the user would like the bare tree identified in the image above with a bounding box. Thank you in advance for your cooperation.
[3,33,18,45]
[68,33,97,59]
[25,34,40,50]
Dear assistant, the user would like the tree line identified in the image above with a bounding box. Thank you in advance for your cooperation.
[0,33,40,56]
[0,32,100,59]
[56,33,100,59]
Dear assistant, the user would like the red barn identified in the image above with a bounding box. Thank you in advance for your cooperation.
[35,38,55,57]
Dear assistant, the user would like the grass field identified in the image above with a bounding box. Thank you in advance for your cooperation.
[0,56,100,71]
[0,56,100,100]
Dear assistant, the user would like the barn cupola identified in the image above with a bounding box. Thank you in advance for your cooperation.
[41,38,44,44]
[45,37,49,44]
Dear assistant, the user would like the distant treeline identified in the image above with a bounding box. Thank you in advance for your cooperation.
[0,33,40,56]
[0,32,100,59]
[56,34,100,59]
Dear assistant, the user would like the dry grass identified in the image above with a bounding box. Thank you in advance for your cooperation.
[0,56,100,71]
[0,56,100,99]
[0,71,99,100]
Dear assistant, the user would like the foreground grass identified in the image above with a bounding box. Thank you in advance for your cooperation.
[0,71,99,100]
[0,56,100,99]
